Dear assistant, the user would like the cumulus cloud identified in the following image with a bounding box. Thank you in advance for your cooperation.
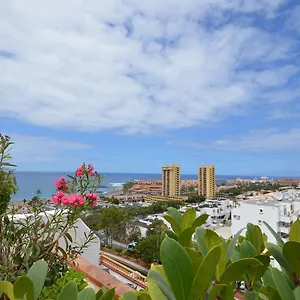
[0,0,298,134]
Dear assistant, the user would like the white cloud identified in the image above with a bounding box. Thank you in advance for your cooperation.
[168,128,300,152]
[286,5,300,32]
[0,0,297,134]
[9,133,92,163]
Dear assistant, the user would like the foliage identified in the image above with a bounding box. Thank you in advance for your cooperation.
[127,224,142,242]
[0,260,117,300]
[136,235,161,264]
[186,194,205,203]
[0,134,17,214]
[146,219,168,237]
[123,181,136,193]
[96,206,130,245]
[40,269,87,300]
[113,247,123,253]
[181,185,197,195]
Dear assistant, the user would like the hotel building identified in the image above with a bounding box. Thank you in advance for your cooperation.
[162,164,180,196]
[198,165,216,199]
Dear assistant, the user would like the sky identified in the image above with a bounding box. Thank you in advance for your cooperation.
[0,0,299,176]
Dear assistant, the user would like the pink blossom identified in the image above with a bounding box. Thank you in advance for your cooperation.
[88,164,95,176]
[51,191,66,205]
[86,193,98,201]
[75,164,85,177]
[92,201,97,207]
[64,194,85,207]
[55,177,68,192]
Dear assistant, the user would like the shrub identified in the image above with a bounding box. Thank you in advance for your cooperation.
[114,247,123,253]
[106,245,112,249]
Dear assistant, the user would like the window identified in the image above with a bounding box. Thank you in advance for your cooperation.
[259,209,263,214]
[233,215,240,220]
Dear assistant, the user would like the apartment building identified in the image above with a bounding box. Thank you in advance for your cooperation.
[231,189,300,244]
[198,165,216,199]
[162,164,180,196]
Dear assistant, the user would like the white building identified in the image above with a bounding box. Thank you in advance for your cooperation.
[232,189,300,244]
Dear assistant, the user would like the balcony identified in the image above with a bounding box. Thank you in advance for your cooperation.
[279,210,298,222]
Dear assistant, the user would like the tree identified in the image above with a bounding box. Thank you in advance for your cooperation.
[127,224,142,243]
[97,206,129,245]
[186,194,205,203]
[146,219,167,236]
[136,235,161,263]
[122,181,135,194]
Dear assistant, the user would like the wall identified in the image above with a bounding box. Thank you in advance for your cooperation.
[232,204,279,244]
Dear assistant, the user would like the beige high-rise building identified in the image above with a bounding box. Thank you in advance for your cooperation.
[162,164,180,196]
[198,165,216,199]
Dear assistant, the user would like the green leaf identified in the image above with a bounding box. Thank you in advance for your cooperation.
[164,215,181,235]
[79,288,96,300]
[160,237,193,300]
[271,267,294,300]
[251,225,265,254]
[58,281,78,300]
[252,255,270,283]
[195,226,207,256]
[65,232,73,242]
[262,268,276,289]
[290,219,300,242]
[191,214,209,231]
[266,243,292,274]
[231,249,241,262]
[0,281,15,300]
[263,221,284,247]
[220,258,263,284]
[122,292,137,300]
[244,291,258,300]
[95,289,104,300]
[164,230,178,241]
[189,245,221,300]
[26,260,48,300]
[167,207,182,224]
[147,265,169,300]
[147,270,175,300]
[208,284,228,300]
[185,248,203,277]
[178,227,193,247]
[216,244,227,281]
[180,209,196,230]
[259,286,281,300]
[205,229,223,251]
[99,288,116,300]
[240,241,257,258]
[13,276,34,300]
[294,286,300,300]
[226,228,244,262]
[283,241,300,280]
[246,223,254,243]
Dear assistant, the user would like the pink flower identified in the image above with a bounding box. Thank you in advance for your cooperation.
[92,201,97,207]
[55,177,68,192]
[64,194,85,207]
[88,164,95,176]
[75,164,85,177]
[86,193,98,201]
[51,191,66,205]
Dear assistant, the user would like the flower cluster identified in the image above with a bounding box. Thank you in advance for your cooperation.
[52,163,99,208]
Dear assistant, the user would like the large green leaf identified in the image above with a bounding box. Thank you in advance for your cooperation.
[263,221,284,247]
[164,215,181,235]
[79,288,96,300]
[188,245,221,300]
[251,225,265,254]
[160,237,193,300]
[13,276,34,300]
[205,229,223,251]
[244,291,258,300]
[208,284,228,300]
[167,207,182,224]
[283,241,300,280]
[26,260,48,300]
[195,226,207,256]
[185,248,203,277]
[58,281,78,300]
[262,268,276,289]
[191,214,209,231]
[178,227,193,247]
[240,241,257,258]
[164,230,178,241]
[294,286,300,300]
[266,243,292,274]
[290,219,300,242]
[216,244,227,281]
[226,228,244,262]
[0,282,15,300]
[180,209,196,230]
[220,258,263,284]
[246,223,254,243]
[147,270,175,300]
[271,267,294,300]
[251,255,270,283]
[99,288,116,300]
[259,286,281,300]
[122,292,137,300]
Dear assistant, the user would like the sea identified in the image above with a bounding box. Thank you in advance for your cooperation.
[10,172,278,201]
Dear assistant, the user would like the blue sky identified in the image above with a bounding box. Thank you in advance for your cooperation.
[0,0,300,176]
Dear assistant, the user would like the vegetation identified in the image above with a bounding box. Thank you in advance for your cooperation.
[220,182,282,196]
[122,180,136,193]
[181,185,197,195]
[186,194,205,203]
[136,235,161,264]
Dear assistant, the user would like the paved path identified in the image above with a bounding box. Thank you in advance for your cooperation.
[101,251,149,275]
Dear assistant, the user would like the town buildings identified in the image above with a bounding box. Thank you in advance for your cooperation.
[162,164,180,196]
[198,165,216,199]
[231,189,300,244]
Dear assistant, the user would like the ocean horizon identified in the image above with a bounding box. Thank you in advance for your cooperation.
[10,171,293,201]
